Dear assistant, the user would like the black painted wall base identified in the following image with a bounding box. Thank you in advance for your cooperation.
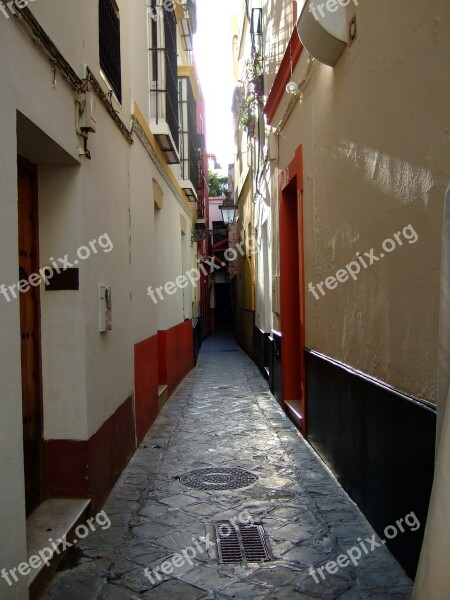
[193,318,202,366]
[270,331,282,404]
[253,326,272,381]
[305,349,436,579]
[253,326,265,376]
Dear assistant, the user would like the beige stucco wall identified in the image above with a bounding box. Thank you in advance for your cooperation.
[270,0,450,403]
[235,172,256,354]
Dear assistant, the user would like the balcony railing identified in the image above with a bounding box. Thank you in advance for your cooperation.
[179,76,199,193]
[197,143,206,219]
[184,0,197,34]
[149,0,179,160]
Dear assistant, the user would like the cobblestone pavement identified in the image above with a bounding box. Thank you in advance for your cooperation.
[42,334,413,600]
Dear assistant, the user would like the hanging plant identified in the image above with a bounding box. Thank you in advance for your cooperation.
[239,96,256,130]
[237,49,265,134]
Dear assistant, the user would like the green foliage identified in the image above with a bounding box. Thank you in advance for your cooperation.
[237,51,265,132]
[208,171,228,197]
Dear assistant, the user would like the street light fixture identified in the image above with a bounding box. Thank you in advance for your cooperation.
[219,192,237,225]
[191,192,236,244]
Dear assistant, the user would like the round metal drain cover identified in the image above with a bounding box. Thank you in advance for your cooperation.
[180,467,258,491]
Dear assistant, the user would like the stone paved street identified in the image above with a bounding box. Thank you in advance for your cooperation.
[41,334,413,600]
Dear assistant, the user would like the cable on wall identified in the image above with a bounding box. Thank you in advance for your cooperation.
[13,6,133,146]
[274,54,316,136]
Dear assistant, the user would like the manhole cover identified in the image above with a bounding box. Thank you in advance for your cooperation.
[215,521,272,563]
[180,467,258,491]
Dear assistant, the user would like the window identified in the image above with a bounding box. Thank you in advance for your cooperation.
[213,221,228,246]
[99,0,122,102]
[250,7,263,54]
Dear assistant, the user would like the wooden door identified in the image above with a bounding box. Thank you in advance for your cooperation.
[18,157,43,515]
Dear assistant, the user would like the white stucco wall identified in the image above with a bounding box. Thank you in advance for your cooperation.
[153,177,192,331]
[130,143,157,345]
[0,23,29,592]
[0,2,197,596]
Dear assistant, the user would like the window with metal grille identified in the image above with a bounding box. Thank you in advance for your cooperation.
[149,0,179,152]
[250,7,263,54]
[99,0,122,103]
[179,77,199,191]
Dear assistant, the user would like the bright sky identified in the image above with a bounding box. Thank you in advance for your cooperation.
[194,0,242,173]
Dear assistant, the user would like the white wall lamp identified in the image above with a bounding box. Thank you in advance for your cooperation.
[286,81,299,95]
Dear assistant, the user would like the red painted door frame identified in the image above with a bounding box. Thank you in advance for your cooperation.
[279,145,307,434]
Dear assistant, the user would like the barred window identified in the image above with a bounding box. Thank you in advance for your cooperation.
[99,0,122,103]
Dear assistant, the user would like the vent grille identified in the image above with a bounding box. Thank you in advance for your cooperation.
[215,522,272,564]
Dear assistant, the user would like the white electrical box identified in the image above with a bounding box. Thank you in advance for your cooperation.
[80,91,97,132]
[99,285,112,332]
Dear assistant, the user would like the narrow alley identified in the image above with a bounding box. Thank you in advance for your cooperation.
[41,335,413,600]
[1,1,449,598]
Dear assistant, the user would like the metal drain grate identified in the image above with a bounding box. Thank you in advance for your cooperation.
[215,522,272,564]
[180,467,258,491]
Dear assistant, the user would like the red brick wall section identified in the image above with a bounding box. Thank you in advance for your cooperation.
[44,396,136,514]
[158,320,194,395]
[134,335,159,444]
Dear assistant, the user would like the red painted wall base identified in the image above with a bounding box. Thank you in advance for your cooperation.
[44,396,136,514]
[43,320,194,513]
[158,320,194,395]
[135,335,159,444]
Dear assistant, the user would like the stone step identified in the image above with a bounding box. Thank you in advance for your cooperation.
[158,384,169,409]
[284,399,303,426]
[27,498,90,599]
